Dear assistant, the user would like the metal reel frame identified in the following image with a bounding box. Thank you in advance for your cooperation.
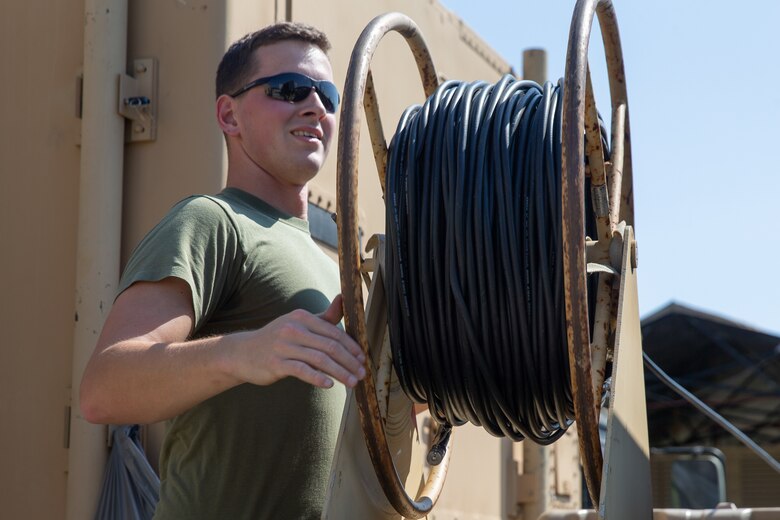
[337,0,636,515]
[562,0,635,507]
[336,12,450,520]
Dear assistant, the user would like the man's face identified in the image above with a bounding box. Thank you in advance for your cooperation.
[230,40,336,187]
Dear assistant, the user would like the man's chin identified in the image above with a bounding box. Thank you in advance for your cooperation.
[297,157,326,180]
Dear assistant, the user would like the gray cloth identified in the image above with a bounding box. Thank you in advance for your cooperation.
[95,425,160,520]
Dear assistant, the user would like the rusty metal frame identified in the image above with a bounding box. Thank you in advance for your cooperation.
[583,67,612,432]
[336,12,447,519]
[339,1,637,514]
[562,0,634,506]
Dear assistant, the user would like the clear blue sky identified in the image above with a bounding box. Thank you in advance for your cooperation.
[439,0,780,335]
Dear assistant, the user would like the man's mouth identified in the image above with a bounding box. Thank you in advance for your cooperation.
[292,130,321,140]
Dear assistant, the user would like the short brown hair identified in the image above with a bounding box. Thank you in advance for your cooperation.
[215,22,331,99]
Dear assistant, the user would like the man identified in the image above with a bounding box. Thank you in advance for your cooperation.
[80,22,366,519]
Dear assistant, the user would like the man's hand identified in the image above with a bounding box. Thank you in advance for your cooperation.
[224,294,366,389]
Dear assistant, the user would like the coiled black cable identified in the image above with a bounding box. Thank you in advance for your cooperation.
[385,75,578,444]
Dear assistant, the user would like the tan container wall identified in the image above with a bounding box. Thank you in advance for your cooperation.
[428,425,508,520]
[0,2,85,519]
[719,444,780,508]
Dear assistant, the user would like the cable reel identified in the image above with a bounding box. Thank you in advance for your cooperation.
[331,1,648,518]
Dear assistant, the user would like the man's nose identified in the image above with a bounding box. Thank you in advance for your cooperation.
[299,87,327,117]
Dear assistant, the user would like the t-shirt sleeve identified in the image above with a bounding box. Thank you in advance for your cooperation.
[118,196,243,333]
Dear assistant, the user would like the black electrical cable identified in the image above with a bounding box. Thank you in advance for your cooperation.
[385,75,580,444]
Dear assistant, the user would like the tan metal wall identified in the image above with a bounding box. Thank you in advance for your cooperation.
[0,0,533,518]
[720,445,780,508]
[0,2,84,519]
[651,445,780,509]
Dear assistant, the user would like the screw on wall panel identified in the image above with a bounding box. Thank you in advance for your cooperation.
[118,58,158,142]
[125,96,151,106]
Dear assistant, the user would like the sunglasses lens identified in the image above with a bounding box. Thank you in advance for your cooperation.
[270,79,304,102]
[317,84,339,113]
[266,74,339,113]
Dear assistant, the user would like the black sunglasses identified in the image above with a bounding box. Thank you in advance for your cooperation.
[229,72,340,114]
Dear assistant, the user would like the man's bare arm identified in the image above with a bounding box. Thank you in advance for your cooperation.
[79,277,365,425]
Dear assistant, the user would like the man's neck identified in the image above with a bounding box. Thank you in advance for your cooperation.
[226,173,309,220]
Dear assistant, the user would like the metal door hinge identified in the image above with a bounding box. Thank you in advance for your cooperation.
[119,58,158,142]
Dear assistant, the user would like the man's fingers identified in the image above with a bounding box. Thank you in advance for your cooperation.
[295,333,366,383]
[283,348,359,388]
[272,318,364,382]
[285,360,335,389]
[263,305,368,389]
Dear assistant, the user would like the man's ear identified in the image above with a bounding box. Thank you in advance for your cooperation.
[216,95,240,137]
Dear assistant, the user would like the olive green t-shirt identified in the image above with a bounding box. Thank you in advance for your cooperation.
[119,188,346,520]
